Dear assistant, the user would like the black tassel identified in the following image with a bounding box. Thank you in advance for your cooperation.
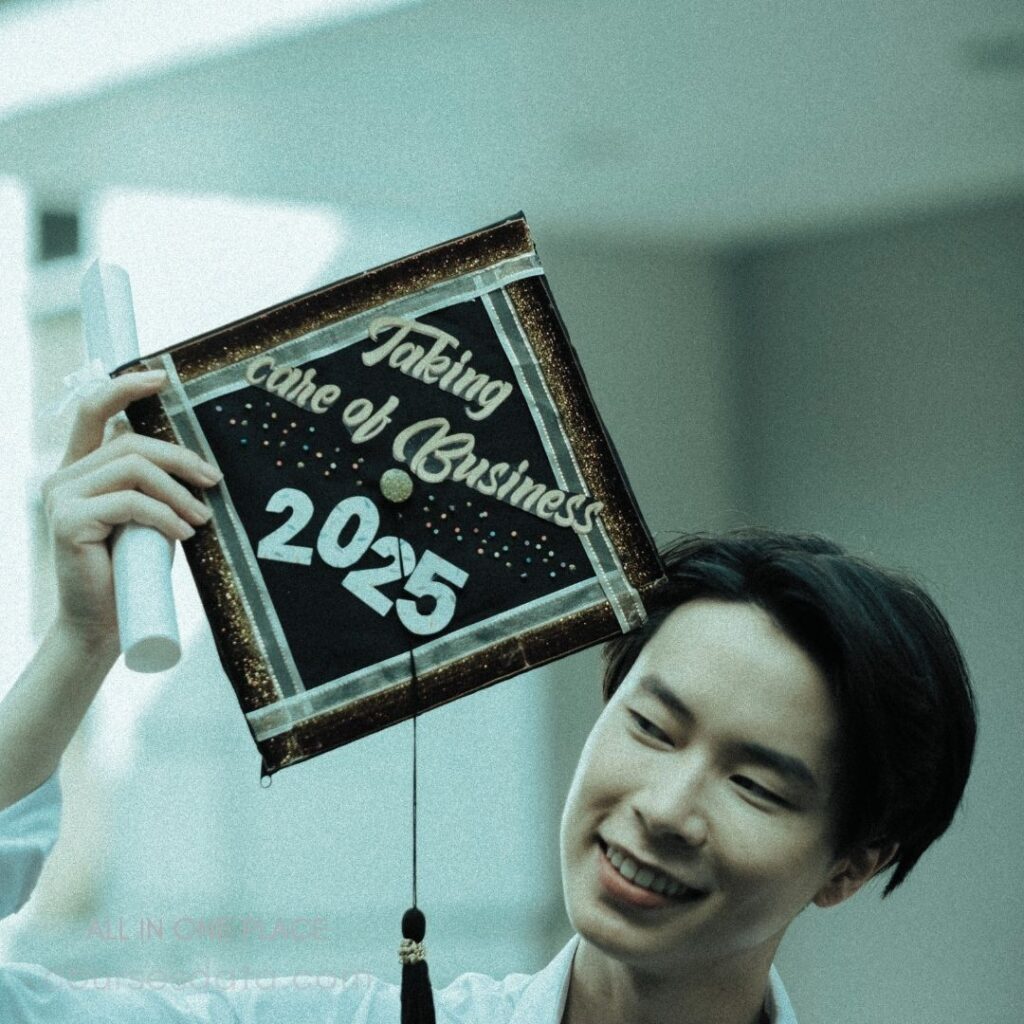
[400,906,435,1024]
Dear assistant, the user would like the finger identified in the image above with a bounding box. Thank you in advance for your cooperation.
[54,492,197,545]
[58,431,222,491]
[61,370,169,468]
[79,454,214,527]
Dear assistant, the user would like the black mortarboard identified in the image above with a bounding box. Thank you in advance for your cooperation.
[118,214,666,1019]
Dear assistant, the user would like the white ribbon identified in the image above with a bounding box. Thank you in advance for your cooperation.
[54,357,109,420]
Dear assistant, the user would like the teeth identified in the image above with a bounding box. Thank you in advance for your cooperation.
[605,844,686,897]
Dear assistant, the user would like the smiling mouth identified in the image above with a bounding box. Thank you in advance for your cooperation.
[598,840,706,902]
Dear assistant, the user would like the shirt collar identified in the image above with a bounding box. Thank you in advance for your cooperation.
[509,935,798,1024]
[766,964,799,1024]
[508,935,578,1024]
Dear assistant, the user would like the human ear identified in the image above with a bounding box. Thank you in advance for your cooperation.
[812,842,899,908]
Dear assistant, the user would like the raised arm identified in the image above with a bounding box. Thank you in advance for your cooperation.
[0,371,222,810]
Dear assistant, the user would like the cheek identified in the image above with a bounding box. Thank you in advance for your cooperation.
[561,719,631,841]
[713,813,836,909]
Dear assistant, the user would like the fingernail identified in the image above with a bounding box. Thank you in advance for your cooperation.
[199,466,223,485]
[179,523,196,539]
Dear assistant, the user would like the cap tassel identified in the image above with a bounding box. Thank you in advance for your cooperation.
[395,527,434,1024]
[400,906,435,1024]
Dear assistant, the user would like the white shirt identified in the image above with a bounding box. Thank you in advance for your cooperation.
[0,774,797,1023]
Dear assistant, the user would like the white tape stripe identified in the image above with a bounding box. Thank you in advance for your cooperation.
[246,575,616,740]
[480,288,631,629]
[485,290,644,633]
[156,353,310,710]
[480,287,568,492]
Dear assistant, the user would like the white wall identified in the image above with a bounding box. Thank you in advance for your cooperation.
[731,199,1024,1023]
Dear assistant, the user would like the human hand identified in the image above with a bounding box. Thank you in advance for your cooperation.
[42,370,222,644]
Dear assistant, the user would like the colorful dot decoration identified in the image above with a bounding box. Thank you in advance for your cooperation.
[219,397,368,477]
[214,400,583,582]
[410,485,582,581]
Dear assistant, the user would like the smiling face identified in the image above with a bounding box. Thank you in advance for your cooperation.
[560,599,852,976]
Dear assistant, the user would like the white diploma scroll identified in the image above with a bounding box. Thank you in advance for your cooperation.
[81,262,181,672]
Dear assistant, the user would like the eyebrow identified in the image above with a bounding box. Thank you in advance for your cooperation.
[637,676,820,792]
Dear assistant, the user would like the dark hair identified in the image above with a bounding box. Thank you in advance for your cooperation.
[602,530,976,895]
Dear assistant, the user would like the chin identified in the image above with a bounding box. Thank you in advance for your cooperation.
[564,863,698,968]
[573,911,712,973]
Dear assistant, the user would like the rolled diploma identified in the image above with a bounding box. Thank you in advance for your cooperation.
[81,261,181,672]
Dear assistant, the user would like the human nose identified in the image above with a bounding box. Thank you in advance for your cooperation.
[632,752,710,849]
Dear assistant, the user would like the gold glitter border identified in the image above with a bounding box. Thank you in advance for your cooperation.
[119,215,668,775]
[503,275,664,590]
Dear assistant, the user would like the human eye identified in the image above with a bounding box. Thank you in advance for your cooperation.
[732,775,789,808]
[627,709,673,745]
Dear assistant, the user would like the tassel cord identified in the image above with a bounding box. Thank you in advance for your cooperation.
[397,515,435,1024]
[412,691,418,908]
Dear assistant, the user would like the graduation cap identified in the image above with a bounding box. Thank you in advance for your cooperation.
[117,214,665,1019]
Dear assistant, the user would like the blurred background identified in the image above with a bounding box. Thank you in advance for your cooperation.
[0,1,1021,1021]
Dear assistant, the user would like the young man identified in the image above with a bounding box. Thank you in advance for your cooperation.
[558,531,975,1023]
[0,374,976,1022]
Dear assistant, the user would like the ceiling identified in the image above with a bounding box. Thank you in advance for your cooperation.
[0,0,1021,247]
